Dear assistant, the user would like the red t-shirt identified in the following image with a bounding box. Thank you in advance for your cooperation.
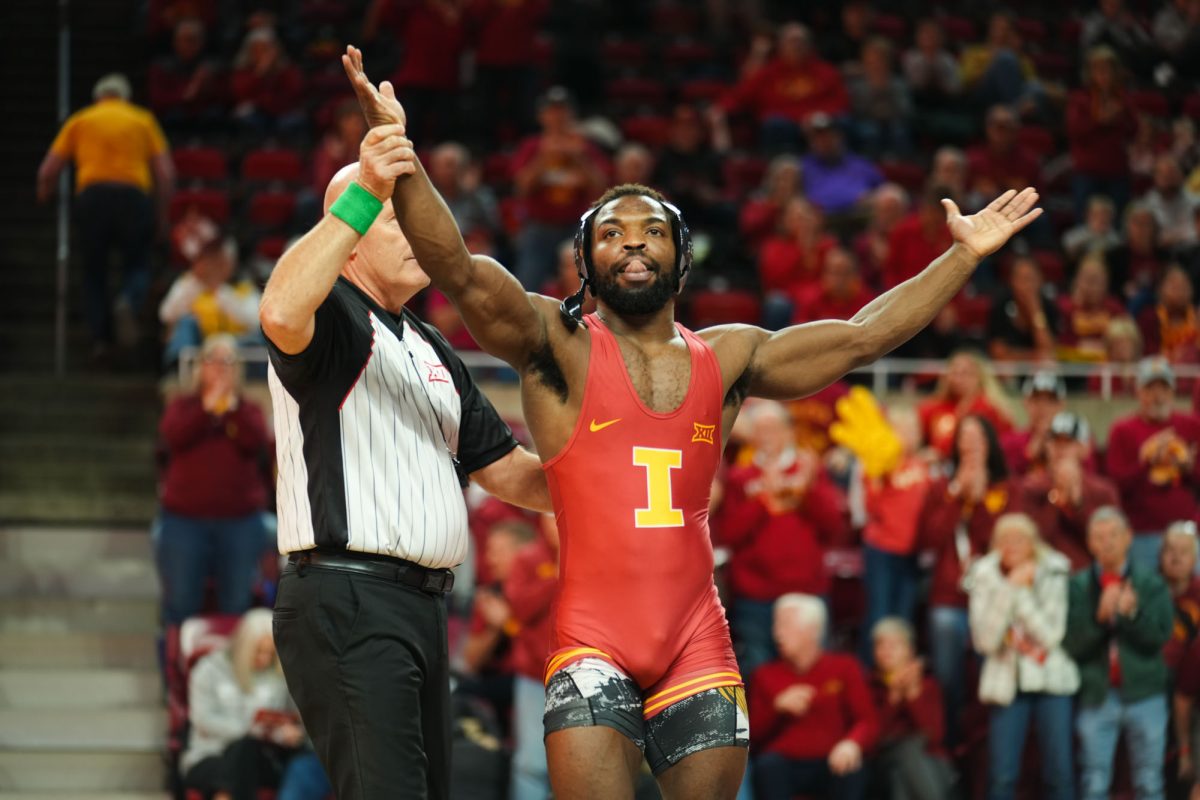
[510,134,610,226]
[383,0,466,90]
[870,673,947,758]
[1066,89,1137,179]
[1105,411,1200,532]
[756,235,837,295]
[883,214,952,290]
[862,456,932,555]
[966,144,1041,195]
[467,0,548,67]
[720,57,850,125]
[791,283,874,324]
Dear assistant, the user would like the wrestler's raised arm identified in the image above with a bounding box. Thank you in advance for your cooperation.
[342,46,552,369]
[714,188,1042,402]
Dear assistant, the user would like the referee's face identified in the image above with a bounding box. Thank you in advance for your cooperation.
[354,198,431,303]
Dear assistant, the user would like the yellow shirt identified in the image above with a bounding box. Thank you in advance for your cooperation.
[50,98,168,193]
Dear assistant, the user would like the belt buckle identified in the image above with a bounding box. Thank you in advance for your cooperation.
[422,569,452,594]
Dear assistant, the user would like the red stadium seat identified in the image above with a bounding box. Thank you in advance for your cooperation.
[721,154,768,198]
[688,289,762,327]
[680,78,731,103]
[1014,16,1047,44]
[601,38,648,70]
[940,15,977,43]
[955,292,993,335]
[663,40,717,70]
[1183,92,1200,120]
[170,188,230,224]
[879,160,926,193]
[241,148,305,184]
[1017,125,1056,159]
[871,13,907,41]
[173,146,227,183]
[1059,17,1083,44]
[165,614,240,756]
[652,3,701,36]
[605,77,668,110]
[1031,51,1072,82]
[1031,248,1066,286]
[1128,90,1170,119]
[621,115,672,147]
[481,152,512,189]
[255,235,288,261]
[247,190,297,229]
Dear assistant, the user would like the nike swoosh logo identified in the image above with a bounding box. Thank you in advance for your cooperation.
[589,418,622,432]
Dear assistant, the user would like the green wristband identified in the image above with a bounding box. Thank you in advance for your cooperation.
[330,181,383,236]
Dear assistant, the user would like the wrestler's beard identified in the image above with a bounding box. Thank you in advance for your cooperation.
[591,257,680,316]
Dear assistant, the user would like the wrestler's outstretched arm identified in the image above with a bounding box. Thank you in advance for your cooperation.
[342,46,552,369]
[712,188,1042,402]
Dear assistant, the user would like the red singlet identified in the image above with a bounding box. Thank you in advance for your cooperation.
[542,314,741,718]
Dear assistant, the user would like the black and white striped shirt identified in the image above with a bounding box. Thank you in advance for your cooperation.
[265,277,517,568]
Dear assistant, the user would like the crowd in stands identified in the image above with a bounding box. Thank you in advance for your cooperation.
[97,0,1200,797]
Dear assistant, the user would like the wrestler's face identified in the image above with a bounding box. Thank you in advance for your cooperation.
[589,195,679,316]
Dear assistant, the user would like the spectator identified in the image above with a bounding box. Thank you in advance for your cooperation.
[1015,411,1119,570]
[1107,357,1200,570]
[716,22,850,154]
[36,73,174,361]
[1111,201,1170,312]
[159,225,262,368]
[612,143,655,188]
[156,334,272,626]
[505,513,559,800]
[1174,635,1200,799]
[426,142,502,254]
[1138,265,1200,365]
[147,17,227,136]
[959,12,1041,112]
[1080,0,1159,79]
[1142,155,1199,250]
[1160,520,1200,673]
[792,247,873,324]
[987,255,1058,362]
[1062,196,1122,265]
[466,0,548,144]
[422,287,478,352]
[1066,46,1138,218]
[739,155,802,250]
[965,512,1079,800]
[757,197,837,318]
[800,113,882,219]
[653,103,730,232]
[1090,316,1146,395]
[868,618,955,800]
[1058,253,1128,364]
[229,27,306,136]
[929,146,979,210]
[1001,371,1066,478]
[538,240,594,316]
[902,18,961,109]
[918,351,1013,457]
[917,414,1012,747]
[1177,206,1200,276]
[749,594,878,800]
[822,0,873,67]
[1065,506,1174,800]
[306,99,368,228]
[715,401,848,676]
[1152,0,1200,79]
[967,105,1043,202]
[845,37,913,158]
[509,86,609,290]
[882,185,954,291]
[852,182,908,291]
[181,609,308,799]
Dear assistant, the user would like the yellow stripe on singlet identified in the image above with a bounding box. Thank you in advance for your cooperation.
[543,647,612,684]
[642,675,745,717]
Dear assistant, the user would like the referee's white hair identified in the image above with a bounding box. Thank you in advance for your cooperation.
[774,593,827,636]
[93,73,131,101]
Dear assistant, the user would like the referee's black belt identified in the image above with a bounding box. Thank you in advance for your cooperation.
[287,549,455,594]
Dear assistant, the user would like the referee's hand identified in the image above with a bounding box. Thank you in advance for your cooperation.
[357,123,416,201]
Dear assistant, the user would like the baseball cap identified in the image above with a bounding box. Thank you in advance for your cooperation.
[1136,356,1176,389]
[806,112,835,132]
[1048,411,1090,444]
[539,86,574,110]
[1022,370,1066,399]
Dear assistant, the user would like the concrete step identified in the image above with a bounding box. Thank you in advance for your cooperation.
[0,527,153,562]
[0,708,167,751]
[0,491,157,526]
[0,558,157,600]
[0,436,157,466]
[0,795,169,800]
[0,633,157,670]
[0,752,165,791]
[0,598,159,632]
[0,467,157,496]
[0,668,161,709]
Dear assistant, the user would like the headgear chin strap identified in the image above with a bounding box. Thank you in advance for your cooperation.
[558,197,693,326]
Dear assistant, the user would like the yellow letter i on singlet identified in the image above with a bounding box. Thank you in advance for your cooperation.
[632,447,684,528]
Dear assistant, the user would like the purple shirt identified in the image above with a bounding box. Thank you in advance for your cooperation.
[801,153,883,215]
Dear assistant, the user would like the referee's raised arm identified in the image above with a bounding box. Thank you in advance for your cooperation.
[259,124,415,354]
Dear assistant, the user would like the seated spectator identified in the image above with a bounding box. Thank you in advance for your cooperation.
[160,220,262,368]
[1161,520,1200,673]
[1111,201,1170,312]
[749,594,878,800]
[1138,265,1200,365]
[800,113,882,218]
[902,18,961,110]
[1106,357,1200,569]
[917,413,1012,747]
[852,182,908,291]
[148,17,227,136]
[229,27,306,136]
[965,512,1078,800]
[845,37,913,158]
[1001,371,1066,477]
[868,618,955,800]
[918,350,1013,457]
[1058,253,1126,363]
[714,401,848,676]
[959,12,1041,113]
[987,255,1058,362]
[1152,0,1200,80]
[612,143,655,188]
[739,155,802,250]
[1142,155,1200,250]
[791,247,873,324]
[1015,411,1118,569]
[1063,196,1122,265]
[1066,46,1138,218]
[653,103,730,232]
[1080,0,1159,79]
[757,197,836,328]
[883,185,953,290]
[967,105,1042,202]
[181,609,308,799]
[304,99,368,228]
[1090,315,1145,395]
[929,146,980,211]
[427,142,502,254]
[1173,635,1200,799]
[1065,506,1174,800]
[716,22,849,154]
[157,334,272,626]
[822,0,873,67]
[505,513,559,800]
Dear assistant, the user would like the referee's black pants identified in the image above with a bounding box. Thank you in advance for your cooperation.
[273,563,451,800]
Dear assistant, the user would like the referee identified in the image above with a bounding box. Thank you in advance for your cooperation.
[259,124,550,800]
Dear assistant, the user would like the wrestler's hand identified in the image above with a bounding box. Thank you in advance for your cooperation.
[356,123,416,201]
[945,188,1042,261]
[829,740,862,775]
[342,44,406,130]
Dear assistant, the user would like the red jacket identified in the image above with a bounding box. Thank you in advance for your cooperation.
[504,538,558,681]
[159,394,271,518]
[721,57,849,125]
[1066,89,1137,179]
[917,477,1011,608]
[750,653,879,759]
[883,214,953,290]
[756,235,837,295]
[715,460,847,601]
[1105,411,1200,532]
[870,673,947,758]
[862,457,932,555]
[1011,472,1120,570]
